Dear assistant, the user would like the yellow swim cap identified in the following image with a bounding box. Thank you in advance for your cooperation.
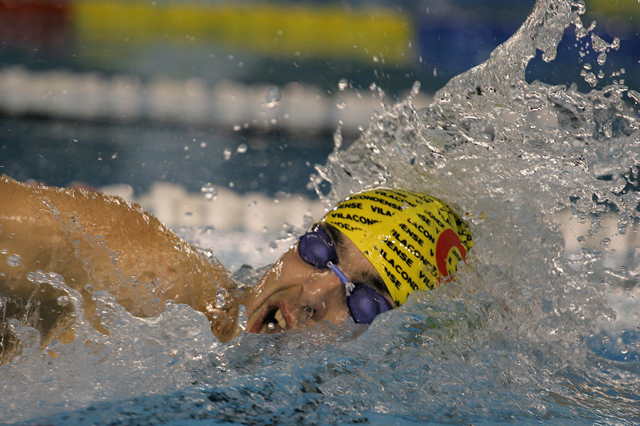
[322,188,473,306]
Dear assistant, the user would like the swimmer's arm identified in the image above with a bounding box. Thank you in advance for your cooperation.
[0,175,240,341]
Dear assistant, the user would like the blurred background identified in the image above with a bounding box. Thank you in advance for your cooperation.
[0,0,637,266]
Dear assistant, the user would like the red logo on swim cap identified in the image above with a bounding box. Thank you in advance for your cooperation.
[435,228,467,277]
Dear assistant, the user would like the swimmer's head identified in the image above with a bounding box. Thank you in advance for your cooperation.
[322,188,473,306]
[245,187,473,335]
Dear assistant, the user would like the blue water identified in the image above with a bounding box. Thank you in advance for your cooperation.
[0,118,335,197]
[2,0,640,424]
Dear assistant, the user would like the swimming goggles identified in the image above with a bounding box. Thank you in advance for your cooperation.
[298,224,393,324]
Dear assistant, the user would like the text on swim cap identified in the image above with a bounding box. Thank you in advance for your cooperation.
[382,237,415,267]
[327,220,363,232]
[380,248,438,293]
[351,194,403,211]
[420,211,445,230]
[397,222,425,246]
[388,231,433,266]
[374,189,418,208]
[335,202,362,210]
[330,212,379,226]
[371,206,392,216]
[405,218,436,245]
[380,254,422,291]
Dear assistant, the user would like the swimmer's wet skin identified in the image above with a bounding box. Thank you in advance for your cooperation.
[0,175,242,360]
[245,188,473,334]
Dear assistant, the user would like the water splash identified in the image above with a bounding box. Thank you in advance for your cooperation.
[2,0,640,424]
[307,0,640,421]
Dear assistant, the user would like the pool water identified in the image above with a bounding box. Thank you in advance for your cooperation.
[0,118,336,197]
[2,0,640,424]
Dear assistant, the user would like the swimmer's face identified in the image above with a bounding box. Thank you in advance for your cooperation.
[245,224,392,334]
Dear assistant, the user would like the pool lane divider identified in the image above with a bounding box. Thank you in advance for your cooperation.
[0,67,432,135]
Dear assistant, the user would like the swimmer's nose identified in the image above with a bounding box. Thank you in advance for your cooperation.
[298,273,347,325]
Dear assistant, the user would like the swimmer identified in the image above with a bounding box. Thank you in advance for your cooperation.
[0,176,472,361]
[244,187,473,333]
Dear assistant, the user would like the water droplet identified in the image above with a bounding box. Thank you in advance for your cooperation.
[464,211,486,225]
[611,37,620,50]
[215,288,227,309]
[265,86,281,109]
[581,70,597,87]
[590,34,608,53]
[237,304,247,331]
[200,183,217,200]
[6,254,22,267]
[57,295,69,307]
[111,152,118,159]
[223,148,232,161]
[237,143,248,154]
[401,202,409,210]
[336,100,347,110]
[411,81,421,96]
[338,78,348,91]
[333,128,343,149]
[601,237,611,247]
[577,236,586,245]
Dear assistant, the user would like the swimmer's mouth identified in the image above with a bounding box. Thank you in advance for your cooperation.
[257,306,287,334]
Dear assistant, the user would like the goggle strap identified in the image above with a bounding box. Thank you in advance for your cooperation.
[327,261,355,296]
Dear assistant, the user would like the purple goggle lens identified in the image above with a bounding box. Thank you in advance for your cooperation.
[298,224,393,324]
